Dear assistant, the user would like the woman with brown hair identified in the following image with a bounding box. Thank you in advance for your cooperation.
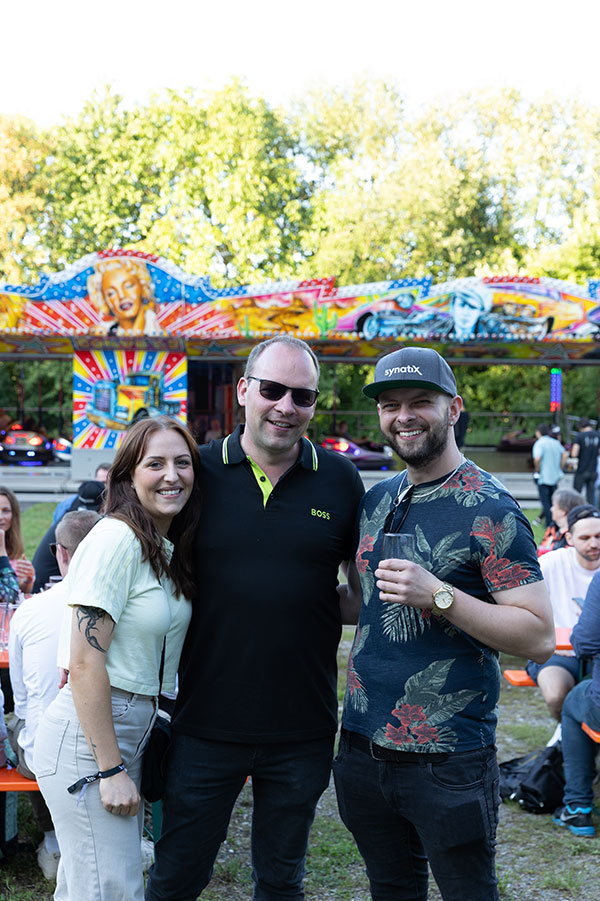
[0,487,35,594]
[34,416,201,900]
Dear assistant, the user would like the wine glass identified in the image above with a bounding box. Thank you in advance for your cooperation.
[382,533,415,561]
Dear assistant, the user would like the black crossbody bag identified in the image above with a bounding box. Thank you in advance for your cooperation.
[141,640,172,803]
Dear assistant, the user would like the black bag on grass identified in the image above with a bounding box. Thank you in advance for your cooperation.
[498,743,564,814]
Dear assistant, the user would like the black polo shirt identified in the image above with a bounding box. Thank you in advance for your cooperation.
[174,425,365,743]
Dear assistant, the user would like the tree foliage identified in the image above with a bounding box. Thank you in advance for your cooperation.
[2,80,600,423]
[4,80,600,287]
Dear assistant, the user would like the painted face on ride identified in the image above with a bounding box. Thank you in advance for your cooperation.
[0,496,12,534]
[452,290,486,340]
[131,430,194,535]
[101,268,144,327]
[377,388,454,469]
[238,344,319,460]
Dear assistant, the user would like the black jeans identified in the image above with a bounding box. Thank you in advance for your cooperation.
[145,731,334,901]
[574,472,597,506]
[333,731,500,900]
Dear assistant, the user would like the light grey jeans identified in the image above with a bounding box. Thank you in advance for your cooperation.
[33,684,156,901]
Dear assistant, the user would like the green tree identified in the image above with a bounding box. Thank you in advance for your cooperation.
[0,115,48,282]
[34,82,311,285]
[0,358,72,434]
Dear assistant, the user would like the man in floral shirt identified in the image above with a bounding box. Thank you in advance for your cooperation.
[335,346,554,901]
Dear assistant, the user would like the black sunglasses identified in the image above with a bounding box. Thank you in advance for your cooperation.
[246,376,319,408]
[49,542,67,558]
[383,482,415,535]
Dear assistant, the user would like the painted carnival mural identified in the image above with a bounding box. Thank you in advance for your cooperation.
[0,251,599,363]
[73,350,187,450]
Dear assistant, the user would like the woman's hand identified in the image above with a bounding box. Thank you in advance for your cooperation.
[98,769,140,817]
[0,529,6,557]
[14,555,34,592]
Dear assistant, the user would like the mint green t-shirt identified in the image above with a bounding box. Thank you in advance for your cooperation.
[66,517,191,696]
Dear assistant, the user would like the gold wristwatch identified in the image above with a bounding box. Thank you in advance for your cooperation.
[432,582,454,616]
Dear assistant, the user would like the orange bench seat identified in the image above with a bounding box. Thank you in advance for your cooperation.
[0,767,38,791]
[503,669,535,687]
[582,722,600,743]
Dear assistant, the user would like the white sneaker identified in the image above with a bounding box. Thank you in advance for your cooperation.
[141,837,155,873]
[37,841,60,881]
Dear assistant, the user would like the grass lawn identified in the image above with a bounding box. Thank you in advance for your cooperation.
[20,503,57,562]
[1,504,597,899]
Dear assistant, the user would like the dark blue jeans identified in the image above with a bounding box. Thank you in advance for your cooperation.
[333,731,500,901]
[538,482,556,526]
[561,680,600,808]
[145,731,334,901]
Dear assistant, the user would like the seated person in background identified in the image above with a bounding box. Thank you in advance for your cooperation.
[0,525,20,607]
[553,568,600,837]
[538,487,585,556]
[32,480,105,593]
[0,487,35,594]
[51,463,110,527]
[527,505,600,726]
[7,510,101,881]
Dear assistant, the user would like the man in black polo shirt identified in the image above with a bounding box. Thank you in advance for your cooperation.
[146,336,364,901]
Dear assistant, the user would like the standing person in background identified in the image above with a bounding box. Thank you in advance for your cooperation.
[146,336,364,901]
[334,346,554,901]
[570,418,600,506]
[532,425,568,527]
[0,487,35,595]
[8,510,101,882]
[453,407,470,449]
[34,417,201,901]
[202,418,223,443]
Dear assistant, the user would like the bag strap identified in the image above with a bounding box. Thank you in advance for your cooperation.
[158,638,166,694]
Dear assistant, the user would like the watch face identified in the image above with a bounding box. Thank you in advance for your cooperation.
[434,588,453,610]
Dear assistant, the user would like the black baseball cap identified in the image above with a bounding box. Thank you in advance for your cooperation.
[68,480,106,513]
[567,504,600,532]
[363,347,457,400]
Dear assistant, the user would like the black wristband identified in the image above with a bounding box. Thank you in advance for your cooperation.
[67,762,125,795]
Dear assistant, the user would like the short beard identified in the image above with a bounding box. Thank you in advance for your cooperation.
[386,411,451,470]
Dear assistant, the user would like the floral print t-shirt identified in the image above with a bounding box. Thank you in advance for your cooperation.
[342,460,542,753]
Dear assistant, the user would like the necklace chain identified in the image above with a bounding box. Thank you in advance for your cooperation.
[393,455,466,508]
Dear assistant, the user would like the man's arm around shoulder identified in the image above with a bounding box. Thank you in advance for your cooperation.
[338,561,362,625]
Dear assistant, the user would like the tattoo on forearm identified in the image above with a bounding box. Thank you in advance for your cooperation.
[76,606,114,653]
[90,739,99,764]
